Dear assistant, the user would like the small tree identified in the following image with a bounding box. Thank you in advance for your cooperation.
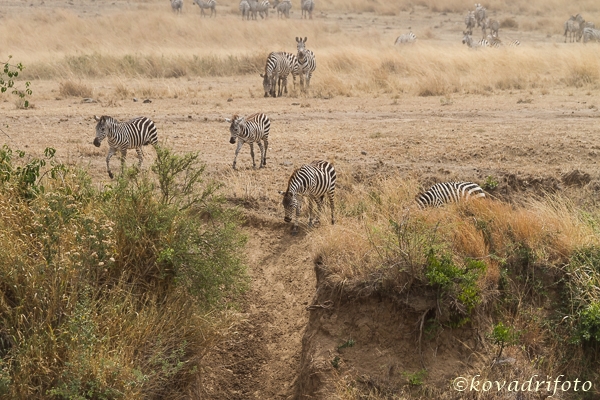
[1,56,32,108]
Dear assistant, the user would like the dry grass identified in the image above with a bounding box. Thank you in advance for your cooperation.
[59,80,93,97]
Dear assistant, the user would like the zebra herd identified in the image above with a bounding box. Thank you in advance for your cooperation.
[170,0,313,19]
[563,14,598,43]
[92,111,487,233]
[261,37,316,97]
[462,3,520,49]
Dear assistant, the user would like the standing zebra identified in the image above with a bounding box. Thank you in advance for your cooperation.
[261,51,293,97]
[296,37,316,91]
[564,16,580,42]
[272,0,291,18]
[170,0,183,13]
[225,113,270,170]
[583,27,600,43]
[462,32,489,48]
[465,11,476,35]
[280,160,336,234]
[482,18,499,38]
[93,115,158,179]
[394,32,417,44]
[415,182,486,208]
[239,0,250,19]
[193,0,216,17]
[474,3,487,27]
[301,0,314,19]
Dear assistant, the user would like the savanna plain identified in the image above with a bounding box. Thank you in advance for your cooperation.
[1,0,600,399]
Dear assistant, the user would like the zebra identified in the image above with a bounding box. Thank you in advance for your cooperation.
[564,16,580,42]
[93,115,158,179]
[301,0,314,19]
[583,27,600,43]
[415,182,486,209]
[239,0,250,19]
[247,0,269,19]
[465,11,476,35]
[261,52,293,98]
[280,160,336,234]
[462,32,489,48]
[224,113,270,170]
[486,34,502,47]
[474,3,486,27]
[506,38,521,47]
[394,32,417,44]
[272,0,291,18]
[193,0,216,17]
[296,37,316,91]
[170,0,183,14]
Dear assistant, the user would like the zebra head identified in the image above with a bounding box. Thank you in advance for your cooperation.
[93,115,112,147]
[227,115,244,144]
[296,36,308,61]
[280,190,297,223]
[260,71,274,97]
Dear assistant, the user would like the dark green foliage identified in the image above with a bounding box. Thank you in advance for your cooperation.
[1,56,32,108]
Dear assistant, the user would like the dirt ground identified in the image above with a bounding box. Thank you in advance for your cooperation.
[2,2,600,399]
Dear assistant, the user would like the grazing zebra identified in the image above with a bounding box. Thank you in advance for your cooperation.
[482,18,499,38]
[564,17,580,42]
[225,113,270,170]
[474,3,487,27]
[394,31,417,44]
[296,37,316,91]
[170,0,183,13]
[301,0,314,19]
[280,160,336,234]
[583,27,600,43]
[261,52,293,97]
[416,182,486,209]
[93,115,158,179]
[462,32,489,48]
[272,0,291,18]
[193,0,216,17]
[465,11,476,35]
[486,34,502,47]
[506,38,521,47]
[239,0,250,19]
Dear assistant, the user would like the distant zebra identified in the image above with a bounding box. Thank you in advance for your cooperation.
[261,51,293,97]
[296,37,316,91]
[486,34,502,47]
[193,0,216,17]
[280,160,336,233]
[564,16,580,42]
[225,113,270,170]
[474,3,487,27]
[506,38,521,47]
[301,0,314,19]
[462,32,489,48]
[416,182,486,208]
[465,11,476,35]
[583,27,600,43]
[93,115,158,179]
[482,18,499,38]
[394,32,417,44]
[247,0,269,19]
[272,0,291,18]
[170,0,183,13]
[239,0,250,19]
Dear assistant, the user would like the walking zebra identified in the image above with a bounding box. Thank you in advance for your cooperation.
[239,0,250,19]
[462,32,489,48]
[193,0,216,17]
[583,27,600,43]
[272,0,291,18]
[225,113,270,170]
[416,182,486,209]
[280,160,336,234]
[170,0,183,13]
[394,32,417,44]
[474,3,486,27]
[93,115,158,179]
[301,0,314,19]
[296,37,316,91]
[465,11,476,35]
[261,51,293,97]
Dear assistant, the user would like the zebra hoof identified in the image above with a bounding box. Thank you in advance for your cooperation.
[291,229,298,236]
[108,171,114,179]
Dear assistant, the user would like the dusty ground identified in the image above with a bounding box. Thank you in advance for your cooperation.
[1,2,600,399]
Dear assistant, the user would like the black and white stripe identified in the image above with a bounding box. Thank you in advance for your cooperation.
[225,113,270,170]
[462,32,489,48]
[564,16,580,43]
[239,0,250,19]
[301,0,314,19]
[93,115,158,179]
[416,182,485,208]
[465,11,476,35]
[170,0,183,14]
[583,27,600,43]
[272,0,291,18]
[482,18,499,39]
[260,52,293,98]
[295,37,316,91]
[474,3,486,27]
[193,0,216,17]
[280,160,336,233]
[394,32,417,45]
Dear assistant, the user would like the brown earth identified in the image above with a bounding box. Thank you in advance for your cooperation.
[2,2,600,399]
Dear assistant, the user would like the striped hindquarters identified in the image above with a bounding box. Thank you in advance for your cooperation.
[583,27,600,43]
[282,52,300,79]
[416,182,485,208]
[286,160,336,198]
[117,117,158,149]
[394,32,417,44]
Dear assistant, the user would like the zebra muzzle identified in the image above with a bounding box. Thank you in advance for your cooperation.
[93,138,101,147]
[229,138,236,144]
[284,216,292,223]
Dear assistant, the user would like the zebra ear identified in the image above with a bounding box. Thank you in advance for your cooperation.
[295,37,300,42]
[224,118,231,123]
[94,115,101,121]
[278,190,286,196]
[304,37,307,43]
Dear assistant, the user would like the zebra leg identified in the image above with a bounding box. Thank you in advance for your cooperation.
[106,147,117,179]
[257,141,265,168]
[119,149,127,176]
[329,191,335,225]
[233,140,244,169]
[262,138,268,167]
[249,142,256,168]
[135,148,144,168]
[307,198,315,227]
[313,196,324,226]
[306,72,312,89]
